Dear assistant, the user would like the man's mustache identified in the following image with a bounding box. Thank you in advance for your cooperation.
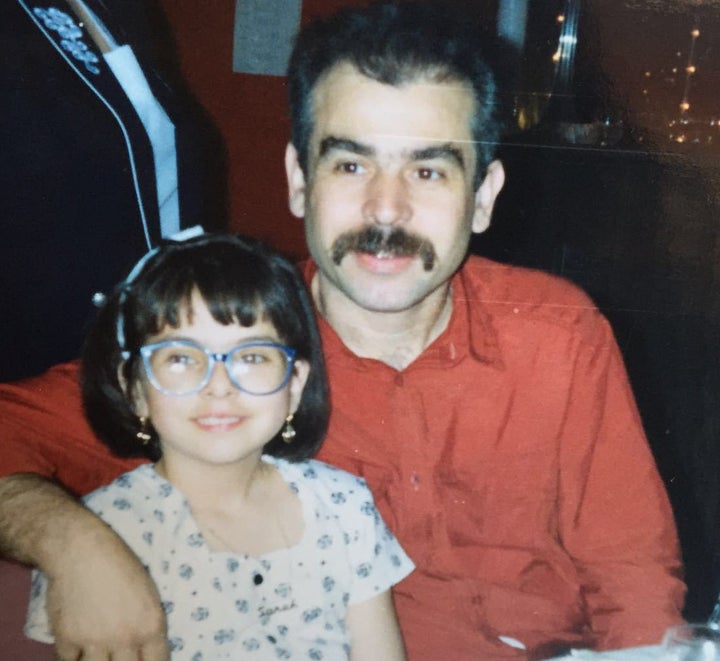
[331,226,436,271]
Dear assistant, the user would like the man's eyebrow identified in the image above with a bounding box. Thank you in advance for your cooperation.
[411,143,465,170]
[318,137,465,170]
[318,136,375,159]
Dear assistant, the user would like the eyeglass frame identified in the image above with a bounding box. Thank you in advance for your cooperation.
[137,339,297,397]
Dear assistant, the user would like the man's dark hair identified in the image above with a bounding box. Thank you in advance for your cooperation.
[287,0,504,188]
[82,233,329,462]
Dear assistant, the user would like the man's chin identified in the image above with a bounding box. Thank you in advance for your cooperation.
[317,266,441,316]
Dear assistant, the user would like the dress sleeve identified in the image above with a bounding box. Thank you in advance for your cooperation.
[0,360,139,495]
[558,312,686,649]
[342,475,414,606]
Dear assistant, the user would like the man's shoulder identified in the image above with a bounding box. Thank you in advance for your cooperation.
[461,255,604,333]
[462,255,594,305]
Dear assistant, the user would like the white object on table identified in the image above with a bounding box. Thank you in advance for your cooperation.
[661,623,720,660]
[544,645,661,660]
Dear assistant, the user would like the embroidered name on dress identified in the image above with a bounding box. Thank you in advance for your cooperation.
[32,6,101,74]
[257,599,297,624]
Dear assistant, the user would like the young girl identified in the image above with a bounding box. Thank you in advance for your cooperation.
[25,232,413,660]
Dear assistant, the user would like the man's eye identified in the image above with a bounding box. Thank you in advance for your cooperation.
[335,161,364,174]
[415,167,442,181]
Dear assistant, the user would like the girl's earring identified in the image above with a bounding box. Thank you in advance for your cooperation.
[136,416,152,445]
[281,414,296,443]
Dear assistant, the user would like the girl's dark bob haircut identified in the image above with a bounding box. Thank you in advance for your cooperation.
[81,232,329,462]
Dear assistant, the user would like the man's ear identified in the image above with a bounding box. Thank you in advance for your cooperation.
[472,159,505,234]
[285,143,307,219]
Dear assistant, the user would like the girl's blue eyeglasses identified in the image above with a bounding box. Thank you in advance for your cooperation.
[138,340,297,396]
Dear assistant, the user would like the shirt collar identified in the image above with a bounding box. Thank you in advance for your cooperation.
[449,260,504,367]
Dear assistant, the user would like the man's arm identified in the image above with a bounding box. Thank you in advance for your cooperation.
[559,313,686,649]
[0,362,167,660]
[0,474,169,660]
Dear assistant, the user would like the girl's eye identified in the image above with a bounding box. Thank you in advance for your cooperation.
[240,353,267,364]
[161,352,202,373]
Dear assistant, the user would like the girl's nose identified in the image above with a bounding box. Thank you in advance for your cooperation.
[202,361,235,397]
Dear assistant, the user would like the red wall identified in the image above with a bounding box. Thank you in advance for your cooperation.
[156,0,362,259]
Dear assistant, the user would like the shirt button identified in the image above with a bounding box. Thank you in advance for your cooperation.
[253,573,263,585]
[410,472,421,490]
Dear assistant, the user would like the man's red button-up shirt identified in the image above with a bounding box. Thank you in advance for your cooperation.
[311,256,685,659]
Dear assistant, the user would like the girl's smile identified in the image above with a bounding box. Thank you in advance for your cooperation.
[193,413,248,433]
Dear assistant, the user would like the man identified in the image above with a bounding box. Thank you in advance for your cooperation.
[0,2,684,660]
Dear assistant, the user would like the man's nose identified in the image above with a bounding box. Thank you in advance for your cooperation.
[362,172,411,225]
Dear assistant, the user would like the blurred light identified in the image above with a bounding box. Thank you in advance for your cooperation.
[644,71,652,77]
[691,29,700,38]
[557,14,565,23]
[552,50,560,62]
[686,65,696,74]
[680,101,690,112]
[517,107,529,130]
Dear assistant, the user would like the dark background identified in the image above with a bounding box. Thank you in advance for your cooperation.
[474,0,720,619]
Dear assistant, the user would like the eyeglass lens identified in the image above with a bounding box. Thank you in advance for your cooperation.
[146,343,291,395]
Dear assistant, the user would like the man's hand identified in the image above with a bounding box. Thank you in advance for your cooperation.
[0,474,169,660]
[46,525,168,661]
